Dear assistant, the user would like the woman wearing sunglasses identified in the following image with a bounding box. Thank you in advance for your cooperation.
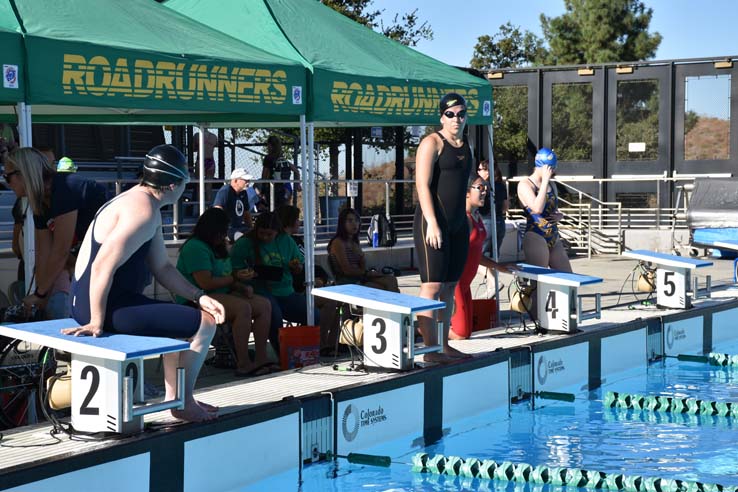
[412,92,474,362]
[450,174,514,340]
[4,147,106,318]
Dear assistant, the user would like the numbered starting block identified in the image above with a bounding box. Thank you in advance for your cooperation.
[622,250,712,309]
[312,284,445,370]
[514,264,603,332]
[0,319,190,434]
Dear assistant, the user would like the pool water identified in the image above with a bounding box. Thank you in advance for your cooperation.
[245,343,738,491]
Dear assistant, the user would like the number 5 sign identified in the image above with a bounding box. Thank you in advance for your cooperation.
[656,267,688,309]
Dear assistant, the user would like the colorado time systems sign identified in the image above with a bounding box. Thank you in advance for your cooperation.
[337,384,423,454]
[534,343,588,392]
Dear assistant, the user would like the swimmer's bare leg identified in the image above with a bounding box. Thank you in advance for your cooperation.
[438,282,470,359]
[165,312,217,422]
[418,281,454,363]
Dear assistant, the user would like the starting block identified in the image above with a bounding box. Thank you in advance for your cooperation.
[513,264,603,332]
[692,237,738,283]
[312,284,445,370]
[0,319,190,434]
[622,250,712,309]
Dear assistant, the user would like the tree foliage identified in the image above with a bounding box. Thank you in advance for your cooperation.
[470,22,546,70]
[473,0,662,167]
[540,0,662,65]
[320,0,432,47]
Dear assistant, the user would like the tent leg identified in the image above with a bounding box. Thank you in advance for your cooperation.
[17,103,35,290]
[198,124,206,216]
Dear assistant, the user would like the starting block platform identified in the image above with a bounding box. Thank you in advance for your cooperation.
[622,250,713,309]
[513,264,603,332]
[0,319,190,434]
[692,236,738,283]
[312,284,445,370]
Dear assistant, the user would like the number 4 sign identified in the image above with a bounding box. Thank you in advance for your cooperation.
[537,284,577,332]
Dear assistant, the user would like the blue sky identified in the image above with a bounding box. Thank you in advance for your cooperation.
[373,0,737,67]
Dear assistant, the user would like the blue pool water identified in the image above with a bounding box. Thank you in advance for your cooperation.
[246,342,738,491]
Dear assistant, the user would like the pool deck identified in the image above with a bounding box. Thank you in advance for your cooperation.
[1,254,736,482]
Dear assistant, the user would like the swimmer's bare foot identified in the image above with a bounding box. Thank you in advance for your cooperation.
[171,403,217,423]
[444,345,472,359]
[422,351,455,364]
[197,400,219,413]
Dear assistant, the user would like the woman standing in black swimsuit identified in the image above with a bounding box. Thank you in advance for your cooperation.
[413,92,473,361]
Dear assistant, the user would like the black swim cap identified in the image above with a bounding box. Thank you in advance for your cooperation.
[141,144,189,188]
[439,92,467,114]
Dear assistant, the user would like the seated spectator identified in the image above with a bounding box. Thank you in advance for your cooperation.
[260,136,300,210]
[277,204,331,292]
[6,147,106,319]
[212,168,253,242]
[327,208,399,292]
[177,208,276,376]
[449,174,513,340]
[231,212,339,354]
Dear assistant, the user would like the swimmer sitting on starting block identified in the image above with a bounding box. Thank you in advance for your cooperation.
[63,144,226,423]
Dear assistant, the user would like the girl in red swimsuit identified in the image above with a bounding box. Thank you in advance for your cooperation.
[450,174,513,339]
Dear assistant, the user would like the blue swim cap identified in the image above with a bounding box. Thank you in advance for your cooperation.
[534,148,557,168]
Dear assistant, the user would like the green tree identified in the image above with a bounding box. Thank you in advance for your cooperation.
[470,22,546,70]
[320,1,433,47]
[540,0,662,65]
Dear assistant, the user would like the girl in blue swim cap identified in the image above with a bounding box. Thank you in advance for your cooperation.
[517,147,572,273]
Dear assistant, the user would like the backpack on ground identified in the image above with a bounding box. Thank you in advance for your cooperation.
[367,214,397,247]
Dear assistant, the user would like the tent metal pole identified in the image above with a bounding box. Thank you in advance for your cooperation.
[17,103,35,290]
[487,124,500,300]
[306,121,315,325]
[198,123,206,216]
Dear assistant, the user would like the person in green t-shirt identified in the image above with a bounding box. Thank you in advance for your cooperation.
[177,208,277,376]
[232,211,338,353]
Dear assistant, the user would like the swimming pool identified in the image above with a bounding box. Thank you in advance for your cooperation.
[245,340,738,491]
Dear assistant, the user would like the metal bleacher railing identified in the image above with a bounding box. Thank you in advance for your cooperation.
[0,170,722,256]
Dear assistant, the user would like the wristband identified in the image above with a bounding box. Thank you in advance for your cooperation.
[193,289,206,305]
[34,288,48,299]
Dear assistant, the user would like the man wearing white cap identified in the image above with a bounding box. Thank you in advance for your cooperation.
[213,168,254,241]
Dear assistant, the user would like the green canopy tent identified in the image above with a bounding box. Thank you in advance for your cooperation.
[166,0,495,324]
[0,3,24,108]
[165,0,492,126]
[1,0,310,286]
[3,0,307,125]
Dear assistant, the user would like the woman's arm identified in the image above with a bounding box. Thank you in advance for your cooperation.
[190,270,234,292]
[516,168,553,215]
[31,210,77,297]
[68,209,154,335]
[415,135,443,249]
[147,232,206,301]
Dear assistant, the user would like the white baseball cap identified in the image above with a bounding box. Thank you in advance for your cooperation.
[230,168,254,182]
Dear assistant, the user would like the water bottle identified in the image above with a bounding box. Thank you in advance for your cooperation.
[372,229,379,248]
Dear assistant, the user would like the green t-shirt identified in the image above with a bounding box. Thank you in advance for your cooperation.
[176,237,232,303]
[231,232,303,297]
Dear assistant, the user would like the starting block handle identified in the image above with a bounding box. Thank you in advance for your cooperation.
[406,319,443,360]
[123,367,185,422]
[578,293,602,323]
[691,275,712,300]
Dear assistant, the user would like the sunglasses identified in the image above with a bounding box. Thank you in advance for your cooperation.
[470,184,488,192]
[2,170,19,181]
[443,109,467,119]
